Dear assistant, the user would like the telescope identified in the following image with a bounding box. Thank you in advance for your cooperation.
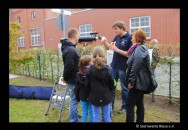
[78,32,102,43]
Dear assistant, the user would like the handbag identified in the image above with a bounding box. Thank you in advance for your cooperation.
[144,74,158,94]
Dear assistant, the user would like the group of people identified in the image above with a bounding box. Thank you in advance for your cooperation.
[61,20,159,123]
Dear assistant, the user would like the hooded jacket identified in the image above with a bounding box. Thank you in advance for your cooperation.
[85,64,115,106]
[61,39,80,84]
[75,67,89,102]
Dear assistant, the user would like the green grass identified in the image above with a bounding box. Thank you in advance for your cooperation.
[9,75,180,122]
[9,76,53,87]
[9,98,70,122]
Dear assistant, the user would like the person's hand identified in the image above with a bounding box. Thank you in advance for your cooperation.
[110,42,118,52]
[128,83,133,89]
[61,77,66,83]
[101,37,107,44]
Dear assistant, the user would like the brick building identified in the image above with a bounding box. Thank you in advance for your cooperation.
[9,9,59,49]
[9,9,180,49]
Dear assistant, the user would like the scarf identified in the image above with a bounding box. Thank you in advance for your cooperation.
[127,43,138,56]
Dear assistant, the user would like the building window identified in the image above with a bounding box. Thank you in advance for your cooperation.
[130,16,151,38]
[79,24,92,37]
[30,28,40,46]
[17,16,21,23]
[18,37,25,47]
[31,11,36,20]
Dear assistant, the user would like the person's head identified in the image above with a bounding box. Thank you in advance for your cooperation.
[79,55,92,72]
[112,20,126,36]
[92,46,105,69]
[150,39,158,44]
[67,28,80,44]
[132,29,146,44]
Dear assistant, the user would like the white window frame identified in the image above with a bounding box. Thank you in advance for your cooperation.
[30,28,40,46]
[18,37,25,47]
[31,11,36,20]
[130,16,151,39]
[79,24,92,37]
[17,16,21,23]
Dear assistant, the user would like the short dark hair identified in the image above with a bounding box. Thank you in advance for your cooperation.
[112,20,126,31]
[68,28,78,38]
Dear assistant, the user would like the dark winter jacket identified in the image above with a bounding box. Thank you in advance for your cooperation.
[61,39,80,84]
[127,44,151,91]
[85,64,115,106]
[75,67,89,102]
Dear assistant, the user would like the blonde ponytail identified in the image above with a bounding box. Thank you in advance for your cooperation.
[92,46,106,70]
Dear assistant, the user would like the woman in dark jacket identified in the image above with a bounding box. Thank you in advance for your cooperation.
[126,29,151,122]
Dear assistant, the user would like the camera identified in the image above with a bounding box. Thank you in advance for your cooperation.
[78,32,102,43]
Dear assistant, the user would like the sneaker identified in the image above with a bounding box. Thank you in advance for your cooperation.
[118,108,126,114]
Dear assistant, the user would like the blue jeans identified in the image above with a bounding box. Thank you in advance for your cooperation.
[92,103,111,122]
[110,102,113,118]
[111,68,129,109]
[80,100,93,122]
[67,83,79,122]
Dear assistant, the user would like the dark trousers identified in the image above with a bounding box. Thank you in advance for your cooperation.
[126,88,144,122]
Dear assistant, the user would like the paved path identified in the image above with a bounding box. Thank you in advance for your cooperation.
[117,63,180,98]
[9,74,20,79]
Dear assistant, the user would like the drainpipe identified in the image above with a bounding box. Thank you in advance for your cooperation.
[42,9,46,48]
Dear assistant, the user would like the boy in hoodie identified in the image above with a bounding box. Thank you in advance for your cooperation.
[75,55,93,122]
[61,28,81,122]
[85,46,115,122]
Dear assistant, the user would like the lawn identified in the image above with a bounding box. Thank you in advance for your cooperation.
[9,75,180,122]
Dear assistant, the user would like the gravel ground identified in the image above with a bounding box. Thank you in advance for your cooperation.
[117,63,180,98]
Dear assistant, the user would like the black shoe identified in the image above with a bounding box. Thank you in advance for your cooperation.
[118,108,126,114]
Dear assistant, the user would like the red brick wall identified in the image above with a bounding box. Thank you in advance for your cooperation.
[68,9,179,45]
[10,9,60,49]
[44,9,180,48]
[9,9,13,22]
[10,9,180,49]
[43,18,62,49]
[26,9,46,49]
[11,9,27,49]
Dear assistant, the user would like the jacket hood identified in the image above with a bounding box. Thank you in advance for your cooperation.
[89,64,110,79]
[61,39,76,52]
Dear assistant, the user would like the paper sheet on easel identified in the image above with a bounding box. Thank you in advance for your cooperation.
[107,50,114,66]
[148,49,153,67]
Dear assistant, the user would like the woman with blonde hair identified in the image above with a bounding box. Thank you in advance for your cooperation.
[85,46,115,122]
